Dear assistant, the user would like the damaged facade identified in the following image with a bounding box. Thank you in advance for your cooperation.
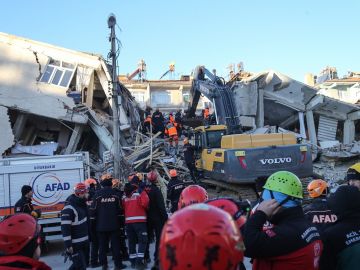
[0,32,140,172]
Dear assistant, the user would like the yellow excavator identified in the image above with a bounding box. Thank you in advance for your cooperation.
[185,67,313,199]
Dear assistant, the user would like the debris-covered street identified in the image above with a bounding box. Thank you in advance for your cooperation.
[1,1,360,270]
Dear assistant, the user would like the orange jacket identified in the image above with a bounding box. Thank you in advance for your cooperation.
[165,123,178,136]
[204,108,210,118]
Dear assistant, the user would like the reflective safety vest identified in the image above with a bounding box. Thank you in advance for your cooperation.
[165,123,177,136]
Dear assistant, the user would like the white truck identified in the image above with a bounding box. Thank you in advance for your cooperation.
[0,153,90,241]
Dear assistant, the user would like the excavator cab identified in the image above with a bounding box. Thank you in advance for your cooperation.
[193,125,227,171]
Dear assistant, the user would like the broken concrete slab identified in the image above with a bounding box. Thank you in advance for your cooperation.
[0,106,15,156]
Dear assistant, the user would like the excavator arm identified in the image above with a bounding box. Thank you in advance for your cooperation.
[186,66,241,134]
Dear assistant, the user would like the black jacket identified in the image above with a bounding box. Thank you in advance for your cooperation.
[145,183,168,224]
[183,143,195,164]
[320,185,360,270]
[14,196,33,215]
[61,194,89,249]
[90,186,125,232]
[152,111,164,128]
[244,206,322,259]
[167,177,186,213]
[303,197,337,233]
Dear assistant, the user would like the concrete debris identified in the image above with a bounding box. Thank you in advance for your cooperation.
[0,106,15,155]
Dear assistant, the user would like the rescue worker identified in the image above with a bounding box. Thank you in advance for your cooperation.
[167,169,186,213]
[112,179,129,262]
[14,185,39,217]
[123,182,149,269]
[206,197,249,270]
[169,112,175,124]
[204,106,210,123]
[90,174,126,270]
[151,108,165,138]
[183,137,198,182]
[177,184,208,210]
[0,213,51,270]
[175,109,183,137]
[143,113,152,135]
[320,185,360,270]
[164,121,178,147]
[144,171,168,268]
[61,183,89,270]
[347,162,360,190]
[303,179,337,233]
[85,179,100,268]
[159,203,244,270]
[244,171,323,270]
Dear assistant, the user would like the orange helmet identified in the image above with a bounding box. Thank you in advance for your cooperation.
[307,179,328,198]
[84,178,97,187]
[169,169,177,178]
[206,198,247,229]
[0,214,40,255]
[178,185,208,210]
[101,173,113,181]
[147,171,158,182]
[112,178,121,188]
[159,204,244,270]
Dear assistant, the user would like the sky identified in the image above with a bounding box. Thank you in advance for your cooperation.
[1,0,359,81]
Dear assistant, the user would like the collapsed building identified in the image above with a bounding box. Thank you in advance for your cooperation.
[0,32,140,172]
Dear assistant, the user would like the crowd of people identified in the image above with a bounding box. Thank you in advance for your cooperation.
[1,162,360,270]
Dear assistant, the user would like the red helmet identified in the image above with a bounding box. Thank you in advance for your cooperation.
[0,214,40,255]
[178,185,208,210]
[74,183,88,196]
[169,169,177,178]
[206,198,247,229]
[159,204,244,270]
[147,171,158,182]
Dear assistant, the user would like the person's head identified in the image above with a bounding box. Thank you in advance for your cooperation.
[183,137,189,145]
[262,171,303,208]
[307,179,328,198]
[169,169,177,179]
[159,204,244,270]
[147,171,158,183]
[112,178,122,189]
[178,185,208,210]
[328,185,360,220]
[124,183,137,197]
[128,171,136,182]
[156,108,159,112]
[74,183,88,199]
[100,173,113,187]
[206,197,249,229]
[21,185,33,199]
[84,178,97,189]
[347,163,360,190]
[0,214,41,259]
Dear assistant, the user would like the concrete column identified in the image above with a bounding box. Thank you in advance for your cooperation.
[256,89,264,128]
[85,71,95,108]
[299,112,306,139]
[305,110,317,145]
[23,126,35,145]
[57,125,71,149]
[343,120,355,144]
[65,124,84,154]
[13,113,28,140]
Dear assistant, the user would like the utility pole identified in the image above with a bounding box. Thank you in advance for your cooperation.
[107,14,121,179]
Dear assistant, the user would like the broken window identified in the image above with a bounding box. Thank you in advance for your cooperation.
[40,59,76,88]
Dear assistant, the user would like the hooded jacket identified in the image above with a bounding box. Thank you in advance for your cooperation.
[244,206,322,270]
[320,185,360,270]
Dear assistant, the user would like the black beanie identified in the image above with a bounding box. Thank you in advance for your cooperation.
[101,179,113,187]
[328,185,360,218]
[347,168,360,181]
[21,185,32,196]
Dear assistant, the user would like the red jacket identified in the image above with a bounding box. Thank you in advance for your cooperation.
[123,191,149,224]
[0,256,51,270]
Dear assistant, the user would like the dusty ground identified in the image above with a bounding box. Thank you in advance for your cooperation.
[41,240,252,269]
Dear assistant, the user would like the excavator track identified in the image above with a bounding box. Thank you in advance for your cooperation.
[200,179,259,201]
